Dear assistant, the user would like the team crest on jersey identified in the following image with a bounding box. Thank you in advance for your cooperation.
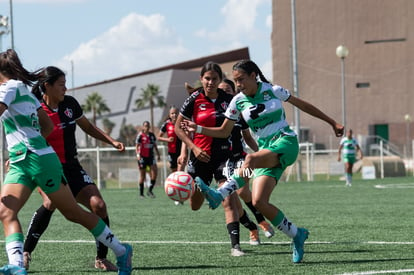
[64,108,73,118]
[221,102,228,110]
[263,91,271,101]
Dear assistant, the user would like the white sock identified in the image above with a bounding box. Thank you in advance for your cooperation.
[95,226,126,257]
[218,178,239,199]
[6,241,23,267]
[276,216,298,238]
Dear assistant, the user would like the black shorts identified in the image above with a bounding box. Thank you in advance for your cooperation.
[62,161,95,197]
[138,157,156,169]
[186,152,229,186]
[168,152,179,169]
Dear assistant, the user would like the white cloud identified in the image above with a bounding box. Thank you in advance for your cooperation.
[58,13,190,83]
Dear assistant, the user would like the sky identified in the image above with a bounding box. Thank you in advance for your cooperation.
[0,0,272,88]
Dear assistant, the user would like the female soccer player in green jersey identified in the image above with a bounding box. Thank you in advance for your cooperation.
[183,59,344,264]
[0,49,132,275]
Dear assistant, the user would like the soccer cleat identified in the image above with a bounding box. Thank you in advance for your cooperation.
[230,244,245,257]
[249,229,260,245]
[194,177,223,209]
[259,220,275,238]
[116,243,133,275]
[0,264,27,275]
[23,252,31,270]
[95,257,118,271]
[147,191,156,198]
[292,228,309,263]
[174,201,184,206]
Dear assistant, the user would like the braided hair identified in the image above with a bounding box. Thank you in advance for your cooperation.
[232,60,271,84]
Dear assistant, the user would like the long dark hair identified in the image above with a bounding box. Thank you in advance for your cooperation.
[200,61,223,80]
[232,60,271,84]
[32,66,66,100]
[0,49,42,86]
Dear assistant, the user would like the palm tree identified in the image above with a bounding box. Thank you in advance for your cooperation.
[82,92,110,125]
[135,83,166,132]
[102,117,115,136]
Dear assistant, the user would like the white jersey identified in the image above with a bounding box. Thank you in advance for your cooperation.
[0,79,54,162]
[224,82,296,144]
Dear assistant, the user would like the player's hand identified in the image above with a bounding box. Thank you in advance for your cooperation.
[113,141,125,152]
[334,123,344,137]
[193,146,210,163]
[181,120,197,133]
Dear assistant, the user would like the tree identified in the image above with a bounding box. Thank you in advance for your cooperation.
[102,117,115,136]
[135,83,166,132]
[82,92,110,125]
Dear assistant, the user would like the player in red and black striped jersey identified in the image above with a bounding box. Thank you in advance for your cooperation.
[135,121,160,198]
[25,66,126,272]
[158,106,183,172]
[175,62,246,256]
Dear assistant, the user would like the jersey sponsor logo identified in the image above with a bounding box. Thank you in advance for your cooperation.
[64,108,73,118]
[263,91,271,101]
[199,103,207,111]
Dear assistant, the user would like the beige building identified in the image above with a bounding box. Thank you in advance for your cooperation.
[69,48,250,147]
[272,0,414,156]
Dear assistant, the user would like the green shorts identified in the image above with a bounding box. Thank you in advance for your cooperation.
[343,156,356,164]
[4,152,65,194]
[254,135,299,181]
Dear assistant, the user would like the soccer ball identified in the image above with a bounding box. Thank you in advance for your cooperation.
[164,171,194,202]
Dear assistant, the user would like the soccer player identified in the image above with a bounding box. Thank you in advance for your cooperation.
[338,129,363,186]
[183,59,344,263]
[175,62,246,256]
[136,121,160,198]
[158,106,183,173]
[219,79,275,244]
[23,66,124,271]
[0,49,132,275]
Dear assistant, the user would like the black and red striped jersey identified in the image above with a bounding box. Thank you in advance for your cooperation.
[135,132,157,158]
[42,95,83,164]
[160,119,182,154]
[180,88,232,155]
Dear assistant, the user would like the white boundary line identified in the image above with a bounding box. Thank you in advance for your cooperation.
[336,269,414,275]
[0,240,412,245]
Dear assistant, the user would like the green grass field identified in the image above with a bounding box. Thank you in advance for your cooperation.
[1,176,413,274]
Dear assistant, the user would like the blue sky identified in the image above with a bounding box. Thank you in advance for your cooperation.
[0,0,272,88]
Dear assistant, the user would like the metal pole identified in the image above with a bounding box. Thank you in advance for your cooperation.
[291,0,302,181]
[340,57,346,128]
[9,0,13,49]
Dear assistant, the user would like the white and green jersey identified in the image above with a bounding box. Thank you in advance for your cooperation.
[340,137,359,158]
[0,79,54,162]
[224,82,296,146]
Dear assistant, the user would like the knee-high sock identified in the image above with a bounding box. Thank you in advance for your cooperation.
[226,221,240,248]
[149,180,156,192]
[270,210,298,238]
[244,201,265,224]
[24,205,55,253]
[96,216,110,259]
[239,209,257,231]
[91,219,125,257]
[139,183,144,196]
[6,233,24,267]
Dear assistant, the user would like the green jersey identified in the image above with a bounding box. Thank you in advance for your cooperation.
[224,82,296,147]
[0,79,54,162]
[340,137,359,158]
